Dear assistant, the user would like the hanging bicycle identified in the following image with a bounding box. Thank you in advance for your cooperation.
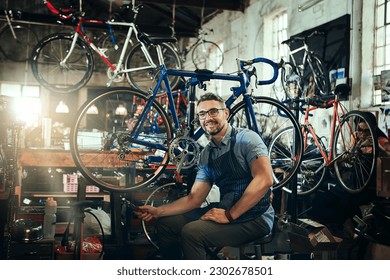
[177,28,224,72]
[170,1,223,72]
[0,10,38,62]
[279,30,330,100]
[31,0,182,94]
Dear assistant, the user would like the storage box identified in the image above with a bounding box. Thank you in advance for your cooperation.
[288,218,342,257]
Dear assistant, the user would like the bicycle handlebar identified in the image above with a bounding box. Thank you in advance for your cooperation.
[44,0,76,20]
[282,30,325,45]
[238,57,280,85]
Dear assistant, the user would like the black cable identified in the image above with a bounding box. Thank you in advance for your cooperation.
[84,209,105,260]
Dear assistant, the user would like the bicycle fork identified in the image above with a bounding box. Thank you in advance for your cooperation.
[4,11,17,40]
[59,32,81,69]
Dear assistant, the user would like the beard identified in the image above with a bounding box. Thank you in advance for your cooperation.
[203,121,225,136]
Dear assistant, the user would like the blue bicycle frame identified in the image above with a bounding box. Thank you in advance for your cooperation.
[130,57,279,152]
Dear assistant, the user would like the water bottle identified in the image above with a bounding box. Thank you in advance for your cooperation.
[43,197,57,239]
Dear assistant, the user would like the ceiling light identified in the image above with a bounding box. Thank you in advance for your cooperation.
[87,103,99,114]
[115,104,127,115]
[55,100,69,113]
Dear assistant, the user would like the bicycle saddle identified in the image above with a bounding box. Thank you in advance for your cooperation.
[137,32,177,45]
[334,83,350,97]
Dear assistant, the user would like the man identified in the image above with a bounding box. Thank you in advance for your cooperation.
[135,92,274,259]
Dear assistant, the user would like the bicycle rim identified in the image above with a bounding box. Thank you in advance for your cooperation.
[228,96,303,189]
[31,33,94,94]
[141,182,188,249]
[274,128,326,196]
[304,55,330,97]
[333,111,377,194]
[126,42,182,95]
[70,87,173,192]
[0,25,38,62]
[191,40,224,72]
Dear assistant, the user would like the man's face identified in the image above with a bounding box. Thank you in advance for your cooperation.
[357,122,370,139]
[197,100,228,136]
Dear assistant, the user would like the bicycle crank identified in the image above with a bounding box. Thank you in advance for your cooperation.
[107,64,125,83]
[168,136,200,171]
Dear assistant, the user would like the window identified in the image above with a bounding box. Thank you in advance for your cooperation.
[263,9,288,100]
[1,83,41,127]
[374,0,390,104]
[271,11,288,62]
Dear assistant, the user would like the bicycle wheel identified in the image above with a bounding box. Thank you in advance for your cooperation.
[270,127,326,196]
[191,40,224,72]
[228,96,303,189]
[0,25,38,62]
[303,54,330,97]
[141,181,188,249]
[333,111,377,194]
[70,87,173,192]
[126,42,182,95]
[280,61,301,99]
[31,33,94,94]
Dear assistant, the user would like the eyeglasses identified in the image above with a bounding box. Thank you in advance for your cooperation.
[197,108,225,120]
[357,127,370,133]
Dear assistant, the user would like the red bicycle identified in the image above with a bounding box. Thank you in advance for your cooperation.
[31,0,182,94]
[269,84,378,195]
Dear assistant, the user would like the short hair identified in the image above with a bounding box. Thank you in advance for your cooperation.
[197,92,225,107]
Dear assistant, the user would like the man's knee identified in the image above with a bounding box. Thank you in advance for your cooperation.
[181,221,203,243]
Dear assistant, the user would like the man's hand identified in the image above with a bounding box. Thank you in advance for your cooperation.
[134,205,158,222]
[200,207,230,223]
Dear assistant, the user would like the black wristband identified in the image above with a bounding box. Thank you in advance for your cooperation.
[225,209,234,223]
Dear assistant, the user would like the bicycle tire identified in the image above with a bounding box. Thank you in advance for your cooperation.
[31,33,94,94]
[70,87,173,192]
[141,181,188,249]
[0,25,38,62]
[280,61,301,99]
[191,40,224,72]
[303,54,330,97]
[126,42,182,95]
[333,111,377,194]
[228,96,303,189]
[270,127,326,196]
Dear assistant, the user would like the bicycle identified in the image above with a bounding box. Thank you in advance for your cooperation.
[268,84,378,196]
[177,28,224,72]
[31,0,182,94]
[69,55,304,193]
[0,10,38,62]
[279,30,330,100]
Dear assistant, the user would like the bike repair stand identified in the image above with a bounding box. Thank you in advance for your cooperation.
[69,175,94,259]
[70,175,126,259]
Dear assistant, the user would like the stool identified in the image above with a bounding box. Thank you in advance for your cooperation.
[207,233,273,260]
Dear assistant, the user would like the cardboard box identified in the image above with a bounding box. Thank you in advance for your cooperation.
[288,219,342,256]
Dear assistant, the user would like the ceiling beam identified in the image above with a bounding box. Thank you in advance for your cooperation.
[137,0,247,12]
